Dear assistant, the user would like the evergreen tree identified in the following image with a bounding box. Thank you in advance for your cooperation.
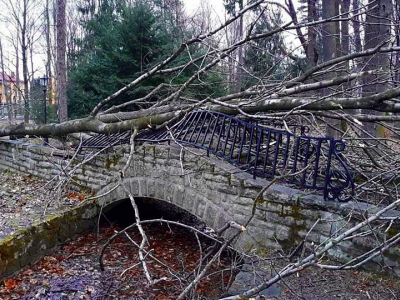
[242,11,301,87]
[68,0,172,118]
[67,0,225,118]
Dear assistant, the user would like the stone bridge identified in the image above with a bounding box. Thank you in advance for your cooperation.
[0,139,399,278]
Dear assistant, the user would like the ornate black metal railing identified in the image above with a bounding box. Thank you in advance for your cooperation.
[135,110,354,202]
[80,131,132,150]
[80,110,354,201]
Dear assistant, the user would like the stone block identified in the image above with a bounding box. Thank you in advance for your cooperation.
[204,190,222,207]
[134,160,145,176]
[168,147,182,160]
[154,181,165,200]
[203,173,230,184]
[138,178,147,197]
[304,219,330,236]
[147,179,157,198]
[238,186,264,199]
[263,211,292,226]
[273,224,291,242]
[165,173,185,187]
[173,186,185,207]
[199,197,210,219]
[164,184,174,202]
[232,214,250,227]
[127,179,139,196]
[214,212,229,231]
[204,204,219,228]
[183,189,195,212]
[257,201,283,214]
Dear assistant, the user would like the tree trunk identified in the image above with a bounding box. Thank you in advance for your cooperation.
[352,0,362,54]
[56,0,68,122]
[341,0,354,119]
[45,0,53,104]
[0,38,12,123]
[22,0,30,124]
[322,0,341,138]
[287,0,308,55]
[29,37,34,85]
[15,26,20,118]
[235,13,244,92]
[306,0,318,68]
[394,0,400,83]
[361,0,392,137]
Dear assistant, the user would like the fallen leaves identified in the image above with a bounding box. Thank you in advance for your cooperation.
[67,191,85,201]
[0,221,236,299]
[3,278,18,291]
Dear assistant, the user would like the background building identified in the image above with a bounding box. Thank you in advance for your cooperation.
[0,72,23,105]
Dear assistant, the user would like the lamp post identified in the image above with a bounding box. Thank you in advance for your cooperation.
[39,75,48,144]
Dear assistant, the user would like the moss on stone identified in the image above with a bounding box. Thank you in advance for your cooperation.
[104,154,121,169]
[243,242,255,253]
[113,154,121,166]
[278,203,303,221]
[81,164,86,176]
[288,223,307,245]
[271,204,307,249]
[0,202,99,279]
[255,194,264,205]
[387,226,398,239]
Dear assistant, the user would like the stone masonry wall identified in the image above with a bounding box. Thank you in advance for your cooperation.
[0,139,400,274]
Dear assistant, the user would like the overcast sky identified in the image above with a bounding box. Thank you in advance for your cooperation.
[183,0,225,16]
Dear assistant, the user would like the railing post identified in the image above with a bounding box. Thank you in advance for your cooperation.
[323,138,334,200]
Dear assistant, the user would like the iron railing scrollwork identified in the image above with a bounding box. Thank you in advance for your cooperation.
[324,140,354,202]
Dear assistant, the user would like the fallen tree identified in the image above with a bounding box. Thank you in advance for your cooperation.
[2,2,400,137]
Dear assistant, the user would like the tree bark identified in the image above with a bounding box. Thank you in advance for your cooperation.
[322,0,341,138]
[22,0,30,124]
[0,38,12,122]
[393,0,400,84]
[29,36,34,86]
[235,9,244,93]
[361,0,392,137]
[306,0,318,68]
[287,0,308,55]
[352,0,362,54]
[341,0,350,80]
[45,0,53,104]
[56,0,68,122]
[15,26,20,118]
[341,0,355,123]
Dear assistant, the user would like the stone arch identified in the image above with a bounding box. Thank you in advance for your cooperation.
[96,177,233,232]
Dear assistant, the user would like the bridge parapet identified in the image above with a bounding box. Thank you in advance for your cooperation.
[0,140,399,273]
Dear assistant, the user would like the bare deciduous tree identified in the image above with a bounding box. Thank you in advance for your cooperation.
[362,0,393,137]
[56,0,68,122]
